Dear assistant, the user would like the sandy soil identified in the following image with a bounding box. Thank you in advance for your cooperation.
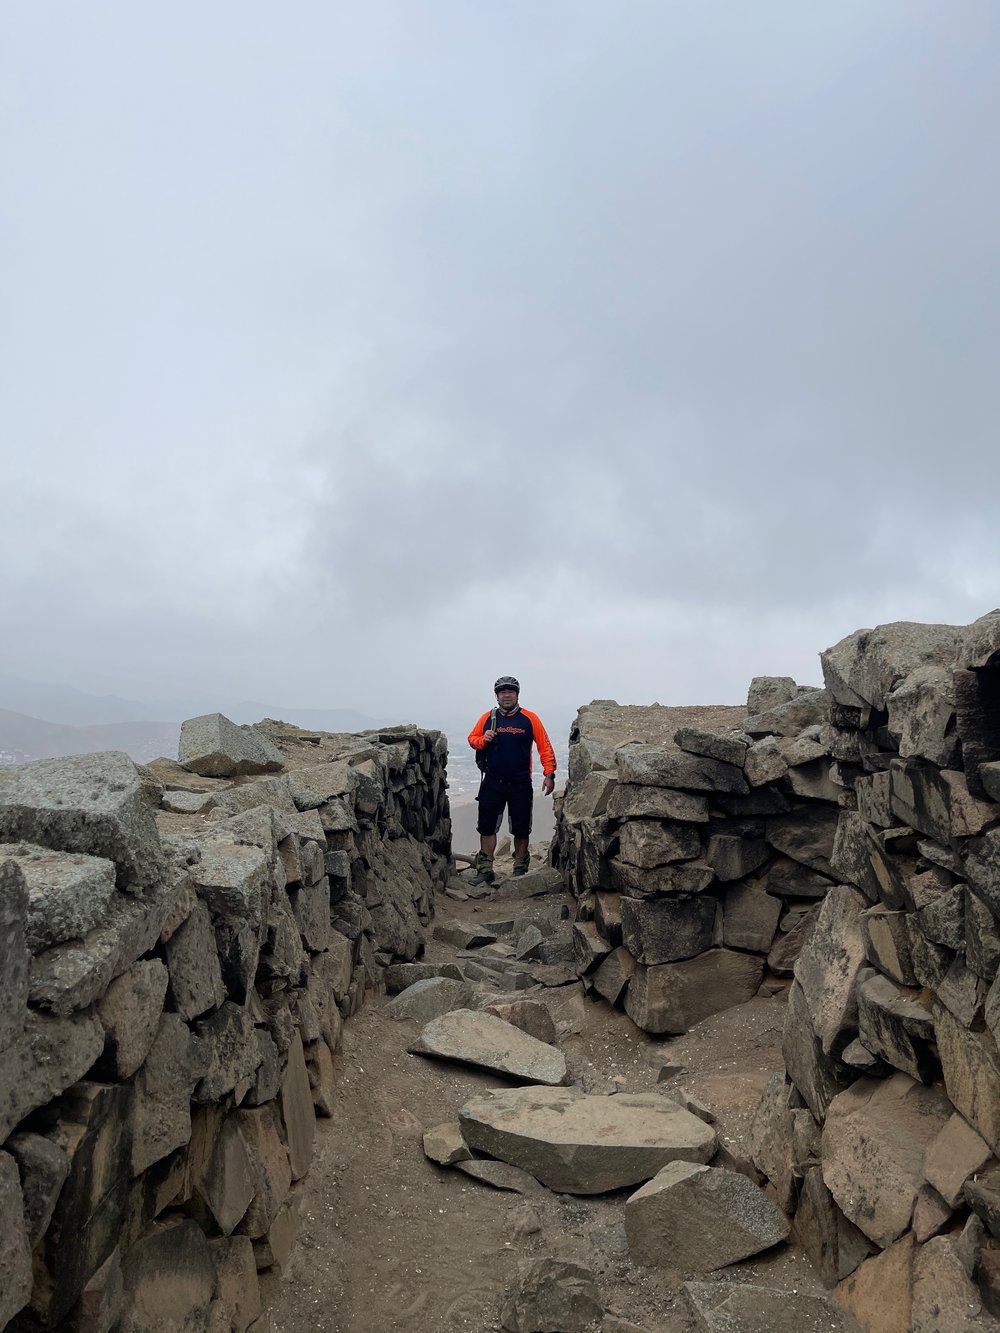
[261,867,833,1333]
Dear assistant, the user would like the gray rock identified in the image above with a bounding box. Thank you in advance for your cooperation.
[561,772,617,824]
[383,961,464,993]
[0,859,30,1055]
[888,664,958,766]
[924,1113,993,1208]
[625,950,763,1035]
[410,1009,567,1084]
[164,898,227,1020]
[673,727,748,768]
[280,1033,315,1181]
[618,819,701,867]
[133,1012,209,1173]
[767,907,819,976]
[0,843,117,953]
[625,1162,790,1270]
[422,1122,472,1166]
[0,1151,33,1330]
[684,1279,861,1332]
[821,620,962,712]
[763,854,834,899]
[705,834,769,883]
[743,737,788,787]
[0,1009,105,1141]
[861,905,916,985]
[456,1159,546,1194]
[793,885,868,1057]
[285,761,355,810]
[791,1165,873,1287]
[161,788,217,814]
[615,746,749,795]
[621,895,717,965]
[433,921,498,949]
[744,690,830,738]
[822,1072,953,1247]
[592,946,636,1007]
[609,858,716,896]
[766,807,840,877]
[97,959,170,1078]
[606,784,710,822]
[935,1002,1000,1150]
[782,980,849,1120]
[747,676,797,714]
[460,1085,715,1194]
[981,761,1000,804]
[501,1257,604,1333]
[119,1219,217,1333]
[178,713,284,777]
[193,1001,262,1104]
[5,1132,69,1246]
[385,977,476,1023]
[857,971,937,1082]
[481,1000,557,1045]
[721,881,780,955]
[0,751,164,888]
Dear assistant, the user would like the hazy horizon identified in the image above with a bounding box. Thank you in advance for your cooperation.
[3,2,996,719]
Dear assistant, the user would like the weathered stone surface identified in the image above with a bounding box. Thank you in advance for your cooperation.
[911,1234,993,1331]
[924,1113,994,1208]
[767,907,819,975]
[164,898,226,1020]
[609,858,716,896]
[821,621,961,712]
[763,854,833,899]
[190,1114,255,1236]
[793,885,867,1057]
[234,1105,292,1238]
[0,843,117,954]
[747,676,798,714]
[748,1074,796,1212]
[433,921,497,949]
[460,1085,715,1194]
[279,1032,315,1181]
[592,946,636,1006]
[939,957,986,1027]
[385,977,477,1023]
[833,1234,914,1333]
[0,1151,32,1330]
[193,1001,262,1105]
[743,737,788,787]
[456,1159,546,1194]
[620,895,716,965]
[722,882,781,953]
[285,761,354,811]
[822,1073,952,1247]
[178,713,283,778]
[674,727,748,768]
[96,958,169,1079]
[935,1002,1000,1151]
[423,1122,472,1166]
[500,1257,603,1333]
[606,783,710,822]
[625,951,763,1035]
[829,811,881,900]
[561,771,617,824]
[857,971,937,1082]
[572,920,612,974]
[77,1244,124,1333]
[792,1165,872,1287]
[625,1161,789,1270]
[705,834,769,884]
[861,905,916,985]
[411,1009,567,1084]
[5,1131,69,1246]
[912,1182,952,1243]
[0,751,164,888]
[383,961,463,993]
[483,1000,557,1045]
[888,664,958,766]
[967,891,1000,983]
[618,819,701,868]
[783,980,850,1119]
[0,1009,104,1142]
[745,689,830,738]
[685,1280,861,1332]
[888,757,952,843]
[615,746,749,795]
[133,1012,207,1173]
[766,807,840,876]
[966,828,1000,919]
[119,1218,217,1332]
[0,858,30,1056]
[209,1235,261,1333]
[964,1163,1000,1240]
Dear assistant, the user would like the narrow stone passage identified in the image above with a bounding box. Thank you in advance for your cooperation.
[263,846,852,1333]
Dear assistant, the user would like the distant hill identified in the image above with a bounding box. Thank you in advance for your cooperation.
[0,709,182,766]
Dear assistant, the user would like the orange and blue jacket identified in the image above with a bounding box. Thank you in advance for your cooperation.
[468,707,556,782]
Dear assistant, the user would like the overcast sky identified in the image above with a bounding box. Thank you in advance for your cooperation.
[2,1,997,726]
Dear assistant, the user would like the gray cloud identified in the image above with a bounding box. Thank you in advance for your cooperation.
[1,1,997,724]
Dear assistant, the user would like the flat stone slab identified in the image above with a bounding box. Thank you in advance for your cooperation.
[0,844,117,952]
[410,1010,567,1085]
[0,751,163,889]
[625,1161,790,1270]
[178,713,284,778]
[385,978,477,1024]
[459,1086,716,1194]
[456,1160,547,1195]
[685,1281,862,1331]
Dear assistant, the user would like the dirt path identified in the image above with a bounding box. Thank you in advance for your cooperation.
[262,862,824,1333]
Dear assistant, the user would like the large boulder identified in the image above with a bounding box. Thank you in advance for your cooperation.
[820,621,963,712]
[615,747,748,795]
[178,714,284,778]
[459,1085,715,1194]
[625,1162,790,1270]
[625,951,763,1035]
[0,751,164,889]
[793,885,868,1057]
[620,895,716,965]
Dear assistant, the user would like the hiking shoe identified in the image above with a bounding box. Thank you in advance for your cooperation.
[471,852,495,885]
[512,857,530,877]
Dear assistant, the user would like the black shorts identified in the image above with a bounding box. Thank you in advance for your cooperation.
[476,775,533,839]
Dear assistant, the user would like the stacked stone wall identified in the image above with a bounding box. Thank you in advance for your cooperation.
[0,717,450,1332]
[555,610,1000,1325]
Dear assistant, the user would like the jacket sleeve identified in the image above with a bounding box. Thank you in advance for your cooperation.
[524,712,557,775]
[468,712,491,751]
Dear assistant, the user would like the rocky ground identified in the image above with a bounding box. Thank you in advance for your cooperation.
[262,846,852,1333]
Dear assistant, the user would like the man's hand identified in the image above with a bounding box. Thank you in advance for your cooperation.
[542,775,555,796]
[483,729,496,744]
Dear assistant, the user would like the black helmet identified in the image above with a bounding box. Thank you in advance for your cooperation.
[494,675,520,694]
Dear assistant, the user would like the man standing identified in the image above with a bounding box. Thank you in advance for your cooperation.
[468,675,556,883]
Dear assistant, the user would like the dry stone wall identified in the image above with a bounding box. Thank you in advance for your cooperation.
[0,716,450,1332]
[555,610,1000,1327]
